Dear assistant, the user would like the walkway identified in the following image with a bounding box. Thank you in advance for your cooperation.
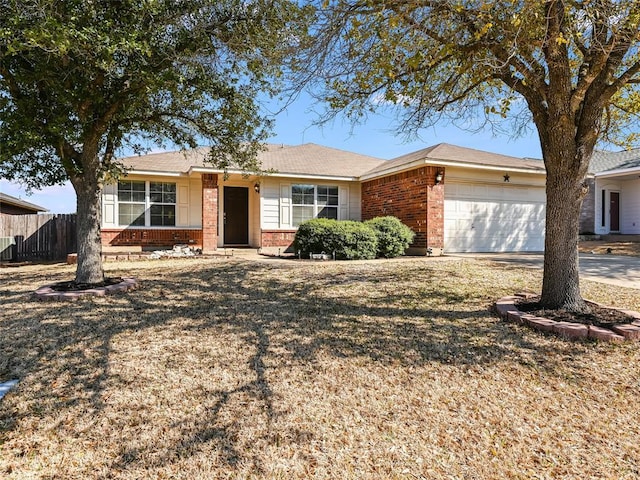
[456,253,640,290]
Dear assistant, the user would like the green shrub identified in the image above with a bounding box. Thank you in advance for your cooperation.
[293,218,334,257]
[365,216,415,258]
[294,218,378,260]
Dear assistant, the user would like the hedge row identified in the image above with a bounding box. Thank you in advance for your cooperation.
[293,216,415,260]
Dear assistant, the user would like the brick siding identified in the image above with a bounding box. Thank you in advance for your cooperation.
[261,230,297,250]
[361,166,444,253]
[101,229,203,247]
[202,174,219,251]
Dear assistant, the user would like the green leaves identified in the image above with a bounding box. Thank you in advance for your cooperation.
[313,0,640,145]
[0,0,310,189]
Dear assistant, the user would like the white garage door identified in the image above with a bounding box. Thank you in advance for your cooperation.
[444,182,546,252]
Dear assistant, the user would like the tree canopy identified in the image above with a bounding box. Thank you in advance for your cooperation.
[0,0,309,283]
[307,0,640,311]
[313,1,640,145]
[0,0,308,188]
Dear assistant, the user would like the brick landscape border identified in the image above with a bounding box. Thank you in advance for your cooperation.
[33,277,139,301]
[495,293,640,343]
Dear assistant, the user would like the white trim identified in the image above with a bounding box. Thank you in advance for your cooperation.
[263,172,357,182]
[595,166,640,178]
[116,180,178,228]
[189,166,357,182]
[360,159,545,181]
[126,170,184,177]
[131,162,544,183]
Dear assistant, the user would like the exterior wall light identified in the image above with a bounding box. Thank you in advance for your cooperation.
[254,182,261,193]
[435,171,444,184]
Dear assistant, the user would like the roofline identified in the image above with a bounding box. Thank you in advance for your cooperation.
[0,193,48,212]
[126,170,186,177]
[595,165,640,178]
[261,173,358,182]
[189,166,359,182]
[360,158,546,181]
[129,160,543,182]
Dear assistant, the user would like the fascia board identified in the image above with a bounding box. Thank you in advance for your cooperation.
[595,166,640,178]
[359,159,546,181]
[126,170,185,177]
[189,166,357,182]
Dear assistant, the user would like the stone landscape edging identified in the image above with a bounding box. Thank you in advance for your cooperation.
[495,293,640,343]
[33,277,139,301]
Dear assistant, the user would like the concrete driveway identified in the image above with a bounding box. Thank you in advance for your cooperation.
[454,252,640,290]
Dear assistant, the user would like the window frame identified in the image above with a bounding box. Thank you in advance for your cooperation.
[117,180,146,227]
[149,182,177,227]
[291,184,340,227]
[117,180,177,227]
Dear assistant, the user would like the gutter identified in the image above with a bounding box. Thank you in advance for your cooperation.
[594,166,640,179]
[359,158,546,181]
[125,170,185,177]
[189,166,358,182]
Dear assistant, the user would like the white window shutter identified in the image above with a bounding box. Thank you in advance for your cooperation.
[177,183,189,226]
[339,186,349,220]
[280,183,291,228]
[102,183,117,227]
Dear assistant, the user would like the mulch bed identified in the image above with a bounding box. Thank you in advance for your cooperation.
[517,298,635,328]
[48,277,124,292]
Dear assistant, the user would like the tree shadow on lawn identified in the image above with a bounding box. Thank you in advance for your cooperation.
[0,259,594,475]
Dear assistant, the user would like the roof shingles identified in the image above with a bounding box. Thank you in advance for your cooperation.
[120,143,385,178]
[591,149,640,173]
[120,142,548,180]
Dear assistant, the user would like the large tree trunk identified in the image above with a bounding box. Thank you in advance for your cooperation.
[539,133,590,312]
[73,172,105,285]
[540,169,588,311]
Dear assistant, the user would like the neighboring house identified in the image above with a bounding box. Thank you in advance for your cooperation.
[581,149,640,235]
[0,192,48,215]
[101,142,547,254]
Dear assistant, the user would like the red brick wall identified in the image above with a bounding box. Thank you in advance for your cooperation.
[426,173,445,250]
[361,166,444,251]
[202,174,218,251]
[101,229,203,247]
[260,230,297,249]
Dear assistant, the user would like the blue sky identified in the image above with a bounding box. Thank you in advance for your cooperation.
[0,94,543,214]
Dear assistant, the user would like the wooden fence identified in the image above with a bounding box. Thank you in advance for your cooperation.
[0,214,77,262]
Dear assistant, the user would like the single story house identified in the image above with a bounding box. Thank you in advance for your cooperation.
[580,148,640,235]
[0,192,48,215]
[100,142,548,254]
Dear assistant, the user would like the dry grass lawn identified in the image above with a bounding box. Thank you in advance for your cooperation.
[1,257,640,479]
[579,240,640,256]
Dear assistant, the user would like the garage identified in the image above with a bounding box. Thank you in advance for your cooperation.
[444,181,546,252]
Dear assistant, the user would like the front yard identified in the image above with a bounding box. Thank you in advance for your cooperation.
[1,257,639,479]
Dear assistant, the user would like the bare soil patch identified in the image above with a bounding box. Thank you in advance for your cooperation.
[1,257,639,479]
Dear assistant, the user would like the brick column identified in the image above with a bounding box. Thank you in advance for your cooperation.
[202,174,218,252]
[425,166,445,255]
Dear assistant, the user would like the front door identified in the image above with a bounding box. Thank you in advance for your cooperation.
[223,187,249,245]
[610,192,620,232]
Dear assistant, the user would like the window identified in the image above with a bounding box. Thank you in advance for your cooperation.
[292,184,339,226]
[149,182,176,226]
[118,180,146,226]
[317,185,339,220]
[601,189,606,227]
[117,180,176,227]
